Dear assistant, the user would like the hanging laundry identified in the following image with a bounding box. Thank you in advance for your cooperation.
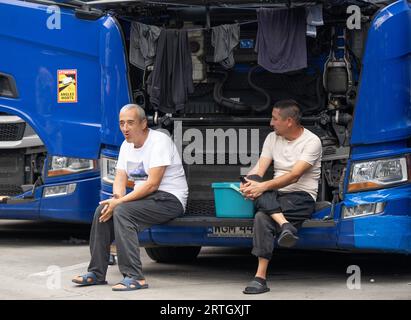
[306,4,324,26]
[148,29,194,113]
[129,21,161,70]
[255,8,307,73]
[211,23,240,69]
[307,24,318,38]
[306,4,324,38]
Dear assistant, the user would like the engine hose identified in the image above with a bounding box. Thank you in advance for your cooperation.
[247,65,271,112]
[212,67,271,112]
[212,70,250,111]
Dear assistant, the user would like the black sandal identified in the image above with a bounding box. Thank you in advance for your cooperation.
[243,277,270,294]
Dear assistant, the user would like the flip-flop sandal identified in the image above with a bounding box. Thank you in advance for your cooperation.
[243,279,270,294]
[277,229,299,248]
[112,277,149,292]
[72,272,107,286]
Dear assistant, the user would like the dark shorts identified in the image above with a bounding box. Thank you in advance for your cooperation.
[248,175,315,222]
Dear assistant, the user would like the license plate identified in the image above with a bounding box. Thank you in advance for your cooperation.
[207,226,253,238]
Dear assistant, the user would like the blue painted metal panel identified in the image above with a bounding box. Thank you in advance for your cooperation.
[351,0,411,145]
[0,188,41,220]
[350,143,410,160]
[0,1,132,223]
[339,184,411,253]
[0,0,104,158]
[39,176,100,223]
[99,18,132,150]
[148,223,340,249]
[354,216,411,254]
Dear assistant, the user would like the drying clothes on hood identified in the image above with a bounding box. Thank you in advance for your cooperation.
[211,23,240,69]
[129,22,161,70]
[148,29,194,113]
[255,8,307,73]
[306,4,324,38]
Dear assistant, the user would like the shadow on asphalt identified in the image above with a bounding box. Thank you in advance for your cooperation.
[1,220,411,280]
[0,220,91,245]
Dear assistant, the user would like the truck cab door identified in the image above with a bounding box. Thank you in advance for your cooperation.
[0,0,106,159]
[0,0,131,220]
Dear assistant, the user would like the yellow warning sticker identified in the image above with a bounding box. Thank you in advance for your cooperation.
[57,69,77,103]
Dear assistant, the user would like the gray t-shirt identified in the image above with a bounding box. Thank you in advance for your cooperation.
[116,129,188,210]
[260,128,322,200]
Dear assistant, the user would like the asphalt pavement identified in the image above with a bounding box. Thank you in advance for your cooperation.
[1,219,411,300]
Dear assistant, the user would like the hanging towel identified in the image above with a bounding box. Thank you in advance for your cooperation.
[129,22,161,70]
[211,23,240,69]
[306,4,324,38]
[255,8,307,73]
[306,4,324,26]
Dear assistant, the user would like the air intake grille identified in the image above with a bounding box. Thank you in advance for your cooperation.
[0,184,23,196]
[185,200,216,217]
[0,123,25,141]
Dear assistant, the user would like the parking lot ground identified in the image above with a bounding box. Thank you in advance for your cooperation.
[1,220,411,300]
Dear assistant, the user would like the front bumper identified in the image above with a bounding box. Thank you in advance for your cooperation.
[0,175,100,223]
[338,184,411,254]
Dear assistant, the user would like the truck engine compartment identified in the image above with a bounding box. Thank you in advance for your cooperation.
[109,0,383,215]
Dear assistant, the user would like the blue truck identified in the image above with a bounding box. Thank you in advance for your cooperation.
[0,0,410,262]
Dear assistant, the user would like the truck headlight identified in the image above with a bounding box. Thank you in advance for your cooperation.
[348,155,410,192]
[342,202,386,219]
[101,157,117,184]
[48,156,97,177]
[44,183,76,198]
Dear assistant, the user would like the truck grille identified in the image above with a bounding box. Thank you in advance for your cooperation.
[0,152,25,195]
[0,123,26,141]
[185,200,215,217]
[0,184,23,196]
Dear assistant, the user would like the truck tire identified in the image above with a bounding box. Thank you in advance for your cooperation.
[145,246,201,263]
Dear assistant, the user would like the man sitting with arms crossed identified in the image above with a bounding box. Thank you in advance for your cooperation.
[240,99,322,294]
[72,103,188,291]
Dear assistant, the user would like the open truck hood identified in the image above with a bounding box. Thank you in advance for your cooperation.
[350,0,411,146]
[63,0,388,11]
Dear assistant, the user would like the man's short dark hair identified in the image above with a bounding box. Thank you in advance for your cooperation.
[273,99,302,125]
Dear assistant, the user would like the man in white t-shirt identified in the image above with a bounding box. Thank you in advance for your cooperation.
[72,104,188,291]
[240,99,322,294]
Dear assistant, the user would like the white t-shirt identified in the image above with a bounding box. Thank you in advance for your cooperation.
[116,129,188,210]
[260,128,322,200]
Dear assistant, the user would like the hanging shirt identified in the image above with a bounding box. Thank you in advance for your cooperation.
[129,22,161,70]
[148,29,194,113]
[255,8,307,73]
[116,129,189,210]
[211,23,240,69]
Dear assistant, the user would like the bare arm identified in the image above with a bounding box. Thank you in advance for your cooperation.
[112,169,128,199]
[262,160,313,191]
[118,166,166,203]
[246,157,273,178]
[99,166,167,222]
[242,160,313,199]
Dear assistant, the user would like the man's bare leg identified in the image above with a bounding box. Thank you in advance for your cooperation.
[255,257,270,279]
[270,212,288,226]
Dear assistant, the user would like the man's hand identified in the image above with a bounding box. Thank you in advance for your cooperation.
[240,178,267,200]
[239,178,251,192]
[98,198,121,223]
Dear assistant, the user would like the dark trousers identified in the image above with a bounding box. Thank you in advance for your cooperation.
[87,191,184,281]
[248,175,315,260]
